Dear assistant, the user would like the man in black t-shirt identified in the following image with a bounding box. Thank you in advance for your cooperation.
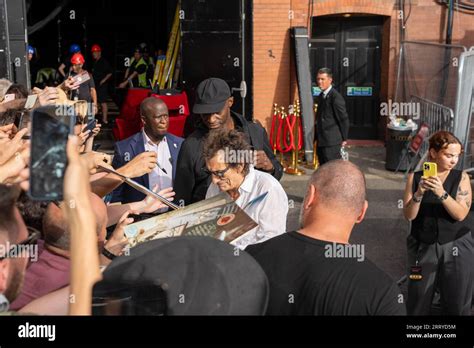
[246,160,406,316]
[69,53,97,118]
[91,44,113,124]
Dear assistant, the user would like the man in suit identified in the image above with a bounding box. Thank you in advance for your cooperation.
[314,68,350,165]
[111,97,184,204]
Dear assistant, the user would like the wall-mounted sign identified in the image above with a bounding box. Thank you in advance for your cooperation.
[347,86,373,96]
[312,86,322,97]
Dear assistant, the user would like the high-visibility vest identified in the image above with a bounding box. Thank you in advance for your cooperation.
[130,57,148,88]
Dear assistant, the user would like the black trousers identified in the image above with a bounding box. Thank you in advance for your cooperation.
[316,145,341,166]
[406,232,474,315]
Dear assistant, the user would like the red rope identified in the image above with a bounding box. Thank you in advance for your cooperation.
[296,116,303,150]
[283,113,296,151]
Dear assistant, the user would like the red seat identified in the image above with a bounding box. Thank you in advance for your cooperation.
[112,118,143,141]
[113,89,190,141]
[120,88,150,121]
[151,91,190,118]
[151,91,190,137]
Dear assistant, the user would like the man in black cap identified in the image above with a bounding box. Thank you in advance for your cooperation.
[174,78,283,205]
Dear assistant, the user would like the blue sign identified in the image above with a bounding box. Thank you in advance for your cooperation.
[347,86,373,96]
[312,86,322,97]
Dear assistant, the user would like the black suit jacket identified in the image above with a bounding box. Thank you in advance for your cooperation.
[110,131,184,204]
[315,87,350,147]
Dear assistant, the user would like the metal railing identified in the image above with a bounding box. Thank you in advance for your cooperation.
[454,50,474,170]
[406,95,455,172]
[410,95,455,134]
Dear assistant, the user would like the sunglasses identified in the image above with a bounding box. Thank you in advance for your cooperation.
[0,227,40,261]
[204,165,231,179]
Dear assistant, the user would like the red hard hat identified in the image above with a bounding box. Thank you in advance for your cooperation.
[71,53,85,65]
[91,44,101,53]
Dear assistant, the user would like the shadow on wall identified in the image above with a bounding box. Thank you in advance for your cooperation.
[264,28,292,132]
[460,30,474,49]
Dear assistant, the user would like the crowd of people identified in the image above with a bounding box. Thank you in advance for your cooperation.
[28,42,158,125]
[0,67,472,316]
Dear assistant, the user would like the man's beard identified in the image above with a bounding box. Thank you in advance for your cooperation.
[4,263,25,303]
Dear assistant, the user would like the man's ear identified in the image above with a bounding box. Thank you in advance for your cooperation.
[228,97,234,108]
[304,184,317,211]
[0,259,10,294]
[355,200,369,224]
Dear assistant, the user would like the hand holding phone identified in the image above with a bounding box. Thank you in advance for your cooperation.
[29,106,76,201]
[422,162,437,178]
[82,119,97,133]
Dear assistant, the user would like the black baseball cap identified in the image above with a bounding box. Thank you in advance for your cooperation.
[92,236,269,315]
[193,78,231,114]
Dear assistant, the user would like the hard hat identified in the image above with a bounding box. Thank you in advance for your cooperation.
[69,44,81,54]
[91,44,101,53]
[71,53,85,65]
[27,45,35,55]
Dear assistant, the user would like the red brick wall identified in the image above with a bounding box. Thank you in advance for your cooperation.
[252,0,474,139]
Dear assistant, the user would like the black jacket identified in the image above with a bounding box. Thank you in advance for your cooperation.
[174,112,283,205]
[315,87,350,147]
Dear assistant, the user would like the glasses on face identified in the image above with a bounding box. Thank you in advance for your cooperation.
[0,227,40,261]
[204,165,231,179]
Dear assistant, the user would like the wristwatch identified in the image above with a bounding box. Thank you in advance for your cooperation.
[438,191,449,201]
[412,193,423,203]
[101,247,117,260]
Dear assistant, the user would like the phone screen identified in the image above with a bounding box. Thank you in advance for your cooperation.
[82,119,97,133]
[71,71,91,86]
[13,111,24,129]
[28,106,75,201]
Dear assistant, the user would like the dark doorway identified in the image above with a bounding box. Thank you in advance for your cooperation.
[310,15,383,139]
[181,0,252,120]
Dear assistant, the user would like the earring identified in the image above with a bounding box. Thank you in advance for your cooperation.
[0,293,10,313]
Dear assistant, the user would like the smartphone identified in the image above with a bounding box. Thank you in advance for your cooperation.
[82,119,97,133]
[14,111,24,129]
[29,106,76,201]
[422,162,437,178]
[3,93,15,103]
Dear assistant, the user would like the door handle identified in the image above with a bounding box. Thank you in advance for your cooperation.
[231,80,247,98]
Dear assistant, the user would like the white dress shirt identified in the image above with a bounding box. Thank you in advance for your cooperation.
[322,85,332,99]
[206,166,288,250]
[143,129,173,201]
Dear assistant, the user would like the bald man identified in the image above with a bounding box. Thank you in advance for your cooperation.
[111,97,183,204]
[246,160,406,315]
[10,193,108,310]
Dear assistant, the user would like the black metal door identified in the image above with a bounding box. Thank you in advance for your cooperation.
[181,0,252,119]
[310,16,382,139]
